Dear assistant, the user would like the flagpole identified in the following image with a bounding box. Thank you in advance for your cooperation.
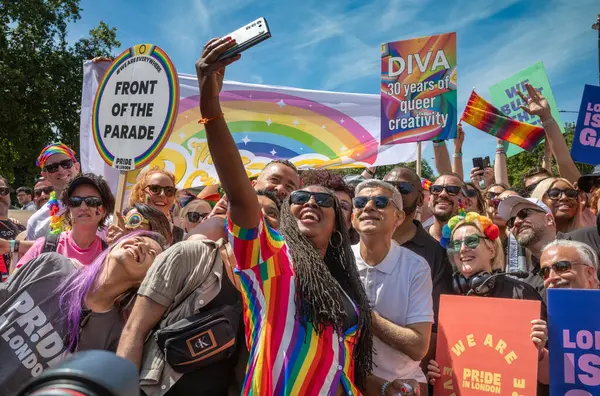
[416,141,422,177]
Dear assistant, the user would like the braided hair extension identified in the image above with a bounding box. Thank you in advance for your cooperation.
[278,187,373,389]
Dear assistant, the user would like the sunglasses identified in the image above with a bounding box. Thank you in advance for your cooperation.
[187,211,208,223]
[538,260,590,280]
[506,208,542,228]
[44,159,75,174]
[388,181,414,195]
[430,185,462,196]
[463,188,479,198]
[546,188,578,200]
[524,178,548,196]
[68,196,103,208]
[447,234,489,253]
[485,191,502,200]
[0,187,9,196]
[123,211,149,230]
[34,187,54,197]
[146,185,178,198]
[353,196,397,210]
[290,190,335,208]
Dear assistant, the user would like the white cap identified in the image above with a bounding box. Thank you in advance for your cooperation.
[497,196,552,221]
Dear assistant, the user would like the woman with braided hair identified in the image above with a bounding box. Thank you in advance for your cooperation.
[194,37,419,395]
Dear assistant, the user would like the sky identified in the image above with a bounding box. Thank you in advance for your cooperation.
[71,0,599,177]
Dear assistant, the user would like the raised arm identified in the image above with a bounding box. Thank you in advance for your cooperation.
[452,124,465,180]
[433,141,452,175]
[518,84,580,183]
[195,38,260,229]
[494,138,509,186]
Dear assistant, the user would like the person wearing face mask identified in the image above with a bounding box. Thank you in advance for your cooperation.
[351,179,433,394]
[0,231,168,395]
[428,211,549,393]
[27,144,81,241]
[194,37,418,396]
[427,173,467,241]
[15,174,114,269]
[128,167,184,243]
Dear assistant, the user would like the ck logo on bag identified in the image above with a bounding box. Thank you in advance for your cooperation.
[187,330,217,357]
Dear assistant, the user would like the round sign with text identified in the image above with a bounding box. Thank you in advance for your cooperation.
[92,44,179,171]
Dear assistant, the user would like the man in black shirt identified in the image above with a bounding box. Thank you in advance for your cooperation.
[0,176,25,281]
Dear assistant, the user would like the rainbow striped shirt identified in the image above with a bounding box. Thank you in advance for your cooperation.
[227,216,361,396]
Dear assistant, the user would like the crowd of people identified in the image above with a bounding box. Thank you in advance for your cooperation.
[0,36,599,396]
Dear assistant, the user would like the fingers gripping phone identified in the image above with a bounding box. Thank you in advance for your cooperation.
[472,157,484,170]
[216,17,272,61]
[483,156,491,169]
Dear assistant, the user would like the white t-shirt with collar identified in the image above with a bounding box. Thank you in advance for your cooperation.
[353,241,434,383]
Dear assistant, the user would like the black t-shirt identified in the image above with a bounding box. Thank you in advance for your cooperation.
[401,220,453,332]
[0,220,25,282]
[559,227,600,254]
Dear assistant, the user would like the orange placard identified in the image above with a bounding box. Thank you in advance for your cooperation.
[434,295,540,395]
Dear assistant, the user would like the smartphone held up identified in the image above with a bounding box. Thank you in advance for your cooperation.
[216,17,272,61]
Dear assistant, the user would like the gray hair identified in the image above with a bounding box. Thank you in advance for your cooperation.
[542,239,599,282]
[355,179,403,211]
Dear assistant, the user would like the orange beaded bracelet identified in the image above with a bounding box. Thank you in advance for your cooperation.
[198,113,224,124]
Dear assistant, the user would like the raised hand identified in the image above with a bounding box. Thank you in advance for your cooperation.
[195,37,241,103]
[530,319,548,354]
[518,83,551,121]
[482,167,494,187]
[454,123,465,152]
[470,167,484,188]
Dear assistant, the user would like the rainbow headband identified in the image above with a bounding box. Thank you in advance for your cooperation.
[440,203,500,249]
[36,143,77,169]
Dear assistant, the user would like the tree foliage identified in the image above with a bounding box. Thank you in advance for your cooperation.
[0,0,120,188]
[505,123,593,188]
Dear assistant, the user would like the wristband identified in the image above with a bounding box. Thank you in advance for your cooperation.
[453,152,462,158]
[9,240,15,253]
[542,118,556,127]
[496,144,505,150]
[198,113,224,124]
[432,140,446,147]
[496,149,506,155]
[381,381,393,396]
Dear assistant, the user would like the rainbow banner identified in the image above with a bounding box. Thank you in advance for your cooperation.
[80,63,423,190]
[461,90,545,151]
[380,32,457,145]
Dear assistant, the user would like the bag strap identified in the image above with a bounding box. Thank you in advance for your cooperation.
[42,232,60,254]
[218,242,241,293]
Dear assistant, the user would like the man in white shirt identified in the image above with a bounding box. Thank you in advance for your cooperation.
[352,179,433,395]
[26,143,80,240]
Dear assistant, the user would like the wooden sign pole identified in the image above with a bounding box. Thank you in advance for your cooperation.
[113,172,128,218]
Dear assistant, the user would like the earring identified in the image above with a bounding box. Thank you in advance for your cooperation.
[329,230,343,249]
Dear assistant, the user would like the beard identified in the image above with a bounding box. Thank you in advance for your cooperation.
[403,198,418,217]
[515,223,544,247]
[432,198,455,222]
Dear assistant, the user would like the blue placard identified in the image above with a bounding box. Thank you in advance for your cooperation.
[571,84,600,166]
[548,288,600,394]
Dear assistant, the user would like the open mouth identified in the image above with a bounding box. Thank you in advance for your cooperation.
[299,208,320,224]
[125,245,145,263]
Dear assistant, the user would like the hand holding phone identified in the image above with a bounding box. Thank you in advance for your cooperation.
[216,17,272,61]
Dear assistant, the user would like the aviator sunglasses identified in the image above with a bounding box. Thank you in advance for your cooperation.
[290,190,335,208]
[44,159,75,174]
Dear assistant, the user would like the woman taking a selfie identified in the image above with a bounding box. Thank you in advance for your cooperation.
[531,177,587,233]
[195,37,416,396]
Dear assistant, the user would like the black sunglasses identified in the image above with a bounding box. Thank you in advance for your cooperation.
[430,185,462,196]
[0,187,9,196]
[44,159,75,174]
[546,188,578,200]
[68,196,103,208]
[34,187,54,197]
[387,181,414,195]
[353,196,397,210]
[290,190,335,208]
[507,208,542,228]
[463,188,479,198]
[539,260,581,280]
[146,185,178,198]
[485,191,502,200]
[524,178,548,196]
[186,211,208,223]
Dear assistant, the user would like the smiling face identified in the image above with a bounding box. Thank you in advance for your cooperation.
[290,185,336,249]
[540,245,597,290]
[488,190,519,226]
[34,179,53,208]
[144,172,176,217]
[429,175,464,222]
[352,187,403,237]
[110,235,163,284]
[450,225,495,279]
[68,184,105,229]
[254,163,301,200]
[42,153,80,193]
[510,208,551,247]
[181,200,212,232]
[542,180,578,222]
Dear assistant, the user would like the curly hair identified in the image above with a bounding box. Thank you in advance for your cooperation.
[301,169,354,198]
[590,187,600,216]
[278,185,372,389]
[128,167,176,207]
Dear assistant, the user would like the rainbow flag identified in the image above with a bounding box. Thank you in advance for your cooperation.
[461,91,545,151]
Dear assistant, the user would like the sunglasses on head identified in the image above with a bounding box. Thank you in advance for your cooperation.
[34,187,54,197]
[68,196,103,208]
[506,208,542,228]
[353,195,398,210]
[186,211,208,223]
[146,185,178,198]
[0,187,10,196]
[123,211,149,230]
[430,185,461,196]
[538,260,588,280]
[546,188,578,200]
[44,159,74,174]
[290,190,335,208]
[387,181,414,195]
[447,234,489,254]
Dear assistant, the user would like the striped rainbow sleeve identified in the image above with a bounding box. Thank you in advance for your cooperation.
[226,215,285,270]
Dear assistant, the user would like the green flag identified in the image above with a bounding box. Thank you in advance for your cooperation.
[488,61,564,157]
